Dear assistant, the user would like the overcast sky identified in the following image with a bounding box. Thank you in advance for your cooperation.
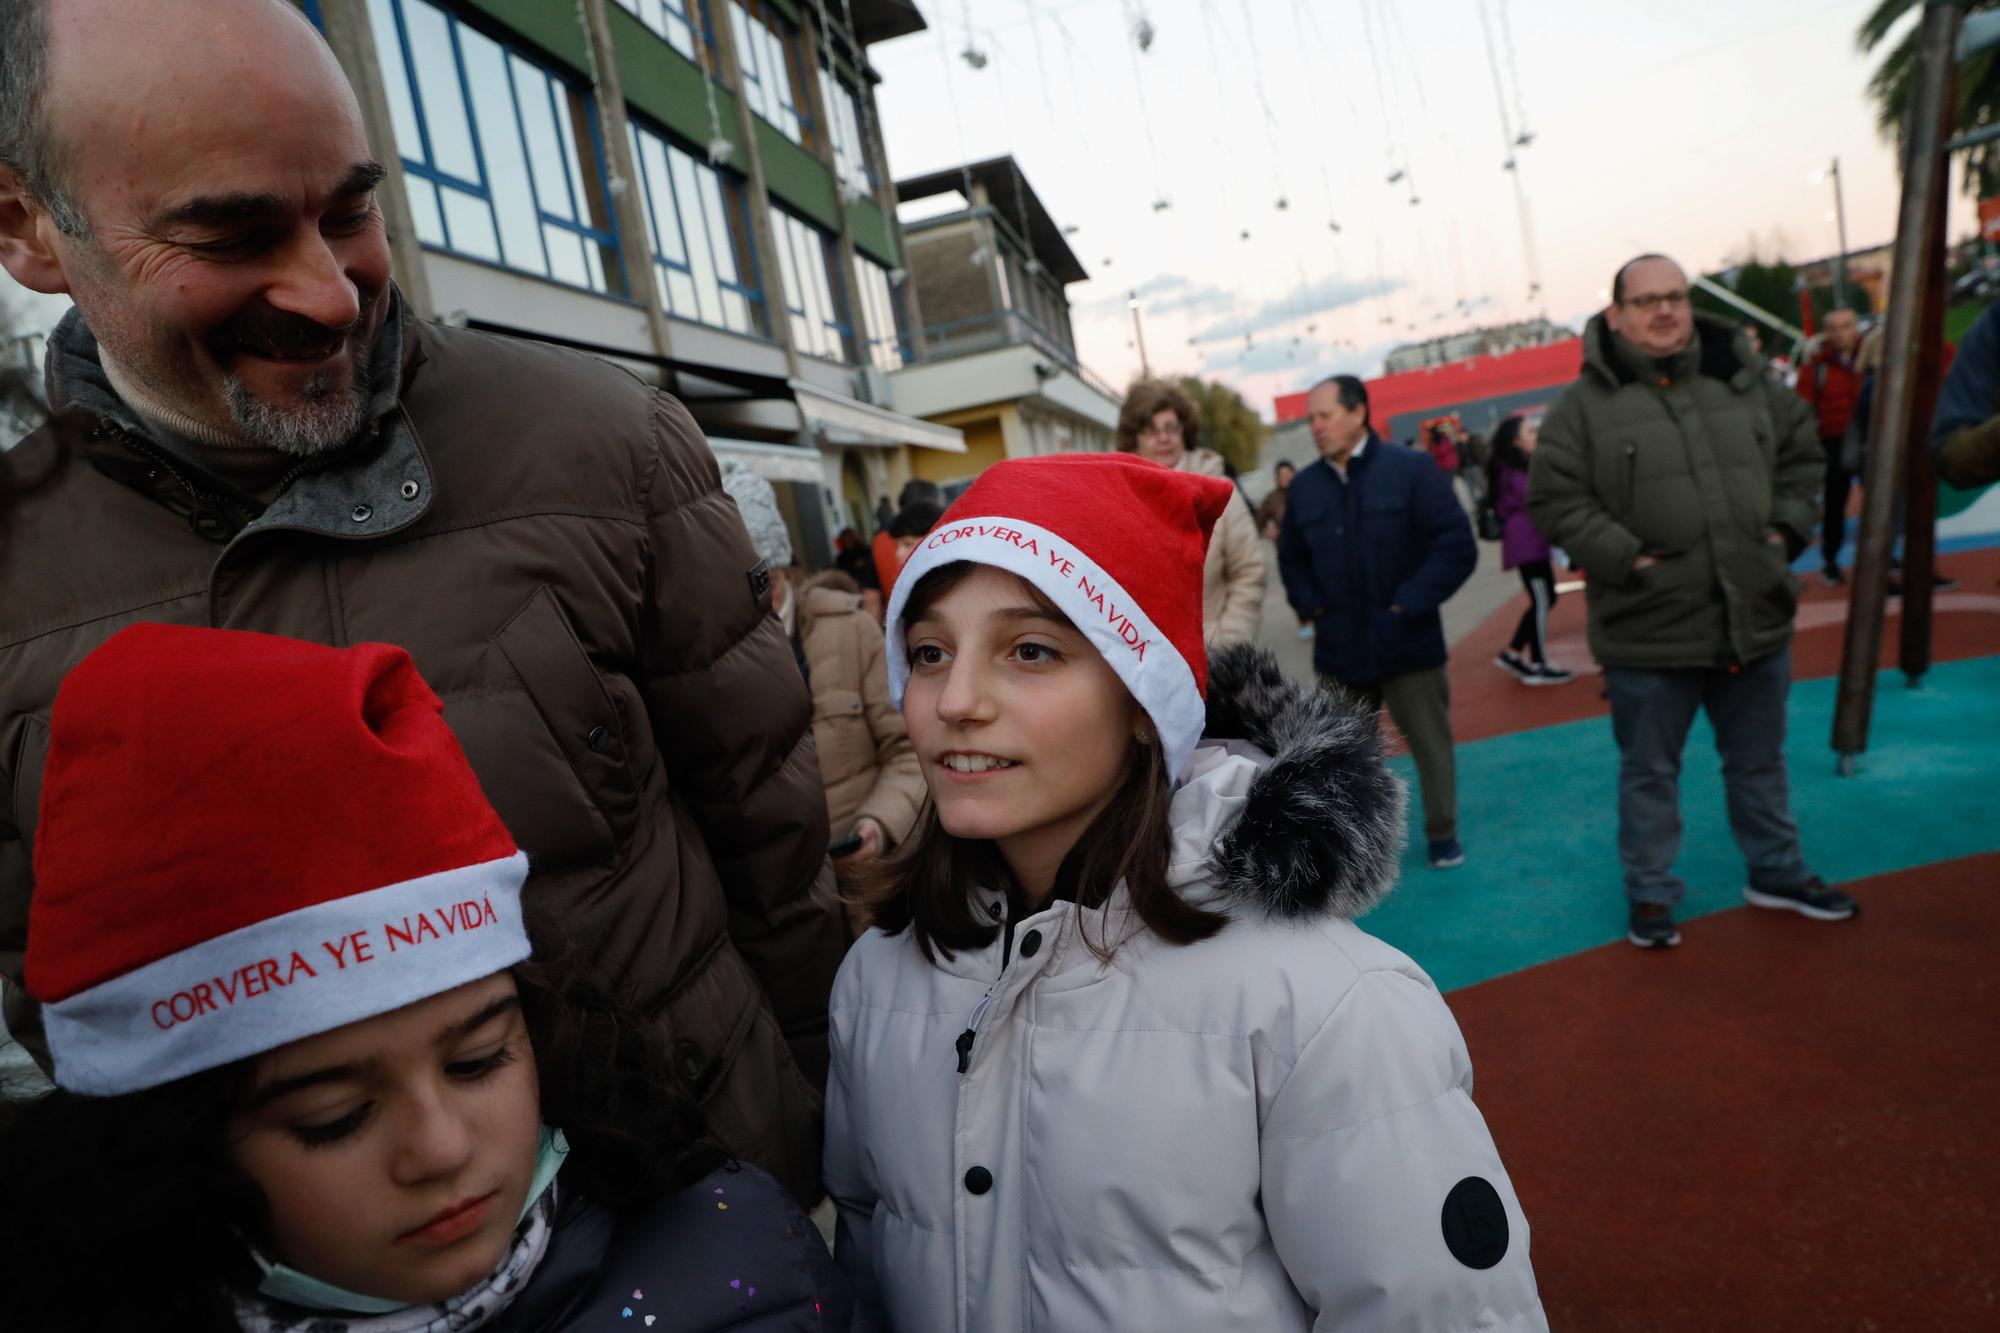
[871,0,1975,415]
[3,0,1973,423]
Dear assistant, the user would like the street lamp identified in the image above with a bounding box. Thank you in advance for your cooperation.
[1809,158,1851,308]
[1128,294,1152,379]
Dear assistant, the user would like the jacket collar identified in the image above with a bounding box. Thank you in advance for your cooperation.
[1582,310,1756,393]
[43,290,434,544]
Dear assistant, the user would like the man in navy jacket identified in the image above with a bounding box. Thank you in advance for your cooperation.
[1279,376,1478,868]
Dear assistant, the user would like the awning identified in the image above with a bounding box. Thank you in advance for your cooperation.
[707,437,827,485]
[790,378,966,453]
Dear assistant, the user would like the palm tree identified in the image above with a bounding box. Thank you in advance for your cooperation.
[1862,0,2000,195]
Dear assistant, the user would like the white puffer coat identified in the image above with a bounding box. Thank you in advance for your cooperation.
[826,648,1546,1331]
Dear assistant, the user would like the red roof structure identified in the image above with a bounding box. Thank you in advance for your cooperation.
[1275,338,1585,425]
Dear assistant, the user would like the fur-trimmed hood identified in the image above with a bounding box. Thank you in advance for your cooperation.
[1185,643,1407,921]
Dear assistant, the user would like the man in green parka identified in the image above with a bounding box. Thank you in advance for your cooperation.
[1529,254,1858,950]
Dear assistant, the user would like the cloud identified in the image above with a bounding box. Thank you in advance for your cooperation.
[1190,276,1402,345]
[1076,272,1237,320]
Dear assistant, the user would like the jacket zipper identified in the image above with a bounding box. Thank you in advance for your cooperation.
[955,913,1016,1074]
[1622,440,1638,513]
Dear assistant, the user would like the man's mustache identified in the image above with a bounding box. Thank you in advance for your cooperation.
[210,301,375,360]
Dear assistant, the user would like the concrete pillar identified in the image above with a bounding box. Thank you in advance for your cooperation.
[795,8,870,364]
[576,0,674,364]
[317,0,435,319]
[709,2,799,376]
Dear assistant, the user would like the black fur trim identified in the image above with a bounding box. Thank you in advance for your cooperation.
[1201,645,1407,920]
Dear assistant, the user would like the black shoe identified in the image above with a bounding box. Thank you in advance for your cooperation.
[1494,650,1530,678]
[1523,662,1577,686]
[1628,903,1681,949]
[1745,878,1858,921]
[1822,565,1846,587]
[1932,571,1959,592]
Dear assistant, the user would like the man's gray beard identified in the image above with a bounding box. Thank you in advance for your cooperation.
[222,359,373,458]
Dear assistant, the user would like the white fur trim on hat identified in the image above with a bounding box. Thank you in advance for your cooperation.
[43,852,531,1095]
[884,515,1205,780]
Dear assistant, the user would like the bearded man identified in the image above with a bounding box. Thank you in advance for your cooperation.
[0,0,842,1201]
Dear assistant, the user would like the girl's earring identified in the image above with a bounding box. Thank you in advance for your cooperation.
[1135,725,1155,746]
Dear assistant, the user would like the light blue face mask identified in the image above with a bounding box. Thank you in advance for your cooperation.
[251,1126,569,1315]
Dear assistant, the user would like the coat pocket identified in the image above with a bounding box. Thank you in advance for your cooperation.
[452,587,629,872]
[810,687,871,788]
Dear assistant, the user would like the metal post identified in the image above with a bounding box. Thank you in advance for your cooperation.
[1899,91,1954,686]
[1830,156,1851,309]
[1129,294,1151,378]
[1832,0,1962,773]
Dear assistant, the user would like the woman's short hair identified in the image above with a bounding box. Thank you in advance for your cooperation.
[1115,380,1201,454]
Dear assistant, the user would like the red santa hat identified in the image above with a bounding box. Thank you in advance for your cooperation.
[884,453,1235,780]
[24,624,530,1096]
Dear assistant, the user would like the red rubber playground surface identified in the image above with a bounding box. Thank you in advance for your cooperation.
[1409,548,2000,1329]
[1454,851,2000,1331]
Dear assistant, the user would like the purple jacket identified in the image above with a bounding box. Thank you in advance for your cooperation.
[1494,466,1552,570]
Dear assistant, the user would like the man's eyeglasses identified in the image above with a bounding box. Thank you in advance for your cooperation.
[1621,289,1691,312]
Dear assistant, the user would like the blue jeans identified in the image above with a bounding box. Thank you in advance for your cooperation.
[1603,647,1813,906]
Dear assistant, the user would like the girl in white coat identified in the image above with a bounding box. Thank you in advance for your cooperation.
[826,452,1546,1332]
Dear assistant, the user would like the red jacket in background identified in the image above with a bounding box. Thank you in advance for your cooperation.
[1797,346,1861,439]
[871,528,901,599]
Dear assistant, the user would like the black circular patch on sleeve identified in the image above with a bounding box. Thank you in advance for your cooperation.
[1440,1176,1510,1269]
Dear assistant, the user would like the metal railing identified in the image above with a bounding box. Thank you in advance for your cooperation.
[880,310,1122,402]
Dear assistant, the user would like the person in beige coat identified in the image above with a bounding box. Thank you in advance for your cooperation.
[718,464,925,875]
[1117,381,1267,645]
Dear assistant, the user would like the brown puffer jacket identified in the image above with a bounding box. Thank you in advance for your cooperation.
[796,574,924,850]
[0,310,843,1201]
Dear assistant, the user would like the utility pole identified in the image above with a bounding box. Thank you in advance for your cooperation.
[1129,293,1151,378]
[1817,156,1853,308]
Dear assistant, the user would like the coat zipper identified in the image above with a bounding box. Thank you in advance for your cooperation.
[955,913,1016,1074]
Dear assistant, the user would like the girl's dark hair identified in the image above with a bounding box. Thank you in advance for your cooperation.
[1484,414,1529,501]
[853,562,1228,962]
[0,911,721,1332]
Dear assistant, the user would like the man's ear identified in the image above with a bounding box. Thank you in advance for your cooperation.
[0,165,75,296]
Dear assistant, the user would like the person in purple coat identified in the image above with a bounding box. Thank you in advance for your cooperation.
[1487,416,1576,686]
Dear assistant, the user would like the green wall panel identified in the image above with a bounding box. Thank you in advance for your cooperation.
[850,196,899,268]
[606,5,746,158]
[460,0,590,74]
[757,122,838,230]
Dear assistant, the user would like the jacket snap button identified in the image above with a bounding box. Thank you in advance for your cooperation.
[674,1038,704,1083]
[400,479,420,500]
[964,1166,993,1195]
[350,503,372,523]
[1019,929,1042,959]
[586,725,611,753]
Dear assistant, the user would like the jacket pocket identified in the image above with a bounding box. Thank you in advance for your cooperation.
[810,687,870,788]
[7,715,49,853]
[454,587,629,871]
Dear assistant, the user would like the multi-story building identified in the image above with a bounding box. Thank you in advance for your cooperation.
[887,156,1121,492]
[302,0,963,561]
[1381,317,1575,374]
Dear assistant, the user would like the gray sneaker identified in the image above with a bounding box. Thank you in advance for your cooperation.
[1744,878,1858,921]
[1628,902,1680,949]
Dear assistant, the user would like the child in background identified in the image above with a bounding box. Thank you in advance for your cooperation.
[1489,415,1576,686]
[0,625,852,1333]
[824,454,1545,1332]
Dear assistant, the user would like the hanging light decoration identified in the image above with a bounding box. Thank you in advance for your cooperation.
[1275,196,1289,211]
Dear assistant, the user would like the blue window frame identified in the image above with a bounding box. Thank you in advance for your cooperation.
[368,0,623,295]
[769,205,853,363]
[629,120,767,337]
[823,74,874,193]
[610,0,710,63]
[730,2,808,147]
[855,255,903,371]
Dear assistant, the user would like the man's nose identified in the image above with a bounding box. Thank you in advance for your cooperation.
[266,232,363,332]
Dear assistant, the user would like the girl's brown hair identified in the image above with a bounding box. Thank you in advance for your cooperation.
[851,562,1229,961]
